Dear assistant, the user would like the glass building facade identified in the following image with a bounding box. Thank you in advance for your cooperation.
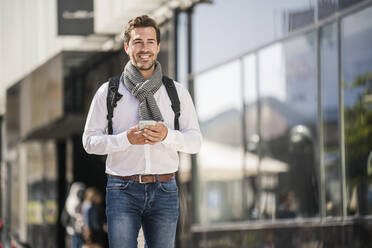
[186,0,372,247]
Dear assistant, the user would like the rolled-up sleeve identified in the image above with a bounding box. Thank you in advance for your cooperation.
[162,85,202,154]
[82,83,132,155]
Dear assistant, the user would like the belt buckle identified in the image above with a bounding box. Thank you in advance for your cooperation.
[139,174,151,184]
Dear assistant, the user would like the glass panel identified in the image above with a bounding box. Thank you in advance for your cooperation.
[195,60,243,223]
[243,54,260,220]
[176,12,193,244]
[258,32,319,220]
[342,6,372,216]
[339,0,364,9]
[318,0,338,19]
[320,22,342,217]
[193,0,317,72]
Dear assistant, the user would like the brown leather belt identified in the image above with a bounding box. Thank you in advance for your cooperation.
[108,173,174,184]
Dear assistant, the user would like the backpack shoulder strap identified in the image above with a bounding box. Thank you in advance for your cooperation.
[106,76,122,135]
[162,76,180,130]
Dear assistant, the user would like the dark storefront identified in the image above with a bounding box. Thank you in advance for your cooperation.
[5,50,124,247]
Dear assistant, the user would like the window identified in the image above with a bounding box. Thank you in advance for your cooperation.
[342,6,372,216]
[258,32,319,219]
[318,0,338,19]
[320,22,342,217]
[194,60,244,223]
[243,54,260,220]
[192,0,318,73]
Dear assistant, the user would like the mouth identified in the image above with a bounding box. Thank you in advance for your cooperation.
[137,53,152,61]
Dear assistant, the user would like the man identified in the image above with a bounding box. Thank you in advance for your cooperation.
[82,15,202,248]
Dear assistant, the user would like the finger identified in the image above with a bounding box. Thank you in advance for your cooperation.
[138,136,148,144]
[154,123,167,134]
[155,122,166,127]
[143,133,159,142]
[130,136,146,145]
[144,129,162,140]
[145,131,162,142]
[145,126,160,133]
[133,130,144,136]
[129,125,139,131]
[145,139,157,145]
[148,122,165,131]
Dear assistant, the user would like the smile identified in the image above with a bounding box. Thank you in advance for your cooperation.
[138,54,152,59]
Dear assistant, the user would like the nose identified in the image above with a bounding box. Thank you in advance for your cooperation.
[140,43,150,52]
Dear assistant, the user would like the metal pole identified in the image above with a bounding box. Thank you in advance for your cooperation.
[240,58,248,218]
[338,17,348,219]
[5,161,11,248]
[255,53,262,219]
[317,27,327,220]
[187,6,199,227]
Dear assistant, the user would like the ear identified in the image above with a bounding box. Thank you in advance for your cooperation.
[124,42,129,54]
[157,43,160,53]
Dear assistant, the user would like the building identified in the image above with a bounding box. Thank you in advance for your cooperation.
[1,0,372,247]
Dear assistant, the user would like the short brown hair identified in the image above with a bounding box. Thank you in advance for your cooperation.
[124,15,160,44]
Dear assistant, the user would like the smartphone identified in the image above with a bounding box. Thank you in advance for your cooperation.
[139,120,157,130]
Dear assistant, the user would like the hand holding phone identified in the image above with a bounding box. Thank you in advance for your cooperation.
[139,120,157,130]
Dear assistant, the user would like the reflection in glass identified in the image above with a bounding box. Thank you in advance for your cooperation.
[342,6,372,216]
[339,0,364,9]
[318,0,338,20]
[320,23,342,217]
[243,54,260,219]
[192,0,319,72]
[258,32,319,219]
[195,61,244,223]
[26,141,58,247]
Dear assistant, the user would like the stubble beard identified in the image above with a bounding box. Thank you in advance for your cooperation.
[131,53,156,71]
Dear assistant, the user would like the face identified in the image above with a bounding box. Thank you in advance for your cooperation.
[93,193,102,204]
[124,27,160,72]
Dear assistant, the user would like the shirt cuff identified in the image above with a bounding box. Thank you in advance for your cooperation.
[162,128,177,146]
[115,130,132,148]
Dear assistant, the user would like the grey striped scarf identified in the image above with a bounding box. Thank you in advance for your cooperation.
[121,60,164,121]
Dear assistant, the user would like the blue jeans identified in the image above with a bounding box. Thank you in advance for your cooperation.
[106,175,179,248]
[70,234,83,248]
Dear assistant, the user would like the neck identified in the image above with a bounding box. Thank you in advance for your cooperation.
[139,65,155,80]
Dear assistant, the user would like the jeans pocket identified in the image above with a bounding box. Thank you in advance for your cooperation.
[159,180,178,193]
[106,177,131,191]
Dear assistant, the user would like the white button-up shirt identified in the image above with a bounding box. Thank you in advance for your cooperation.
[82,79,202,176]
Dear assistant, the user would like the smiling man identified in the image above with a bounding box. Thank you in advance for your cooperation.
[82,15,202,248]
[125,25,158,72]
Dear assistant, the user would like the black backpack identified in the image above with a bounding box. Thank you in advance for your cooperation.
[106,76,180,134]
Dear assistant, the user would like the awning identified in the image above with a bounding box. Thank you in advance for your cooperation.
[5,50,121,145]
[197,140,288,181]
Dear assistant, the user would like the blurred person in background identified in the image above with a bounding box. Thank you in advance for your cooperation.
[61,182,86,248]
[276,191,298,248]
[82,15,201,248]
[81,187,106,248]
[276,191,297,219]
